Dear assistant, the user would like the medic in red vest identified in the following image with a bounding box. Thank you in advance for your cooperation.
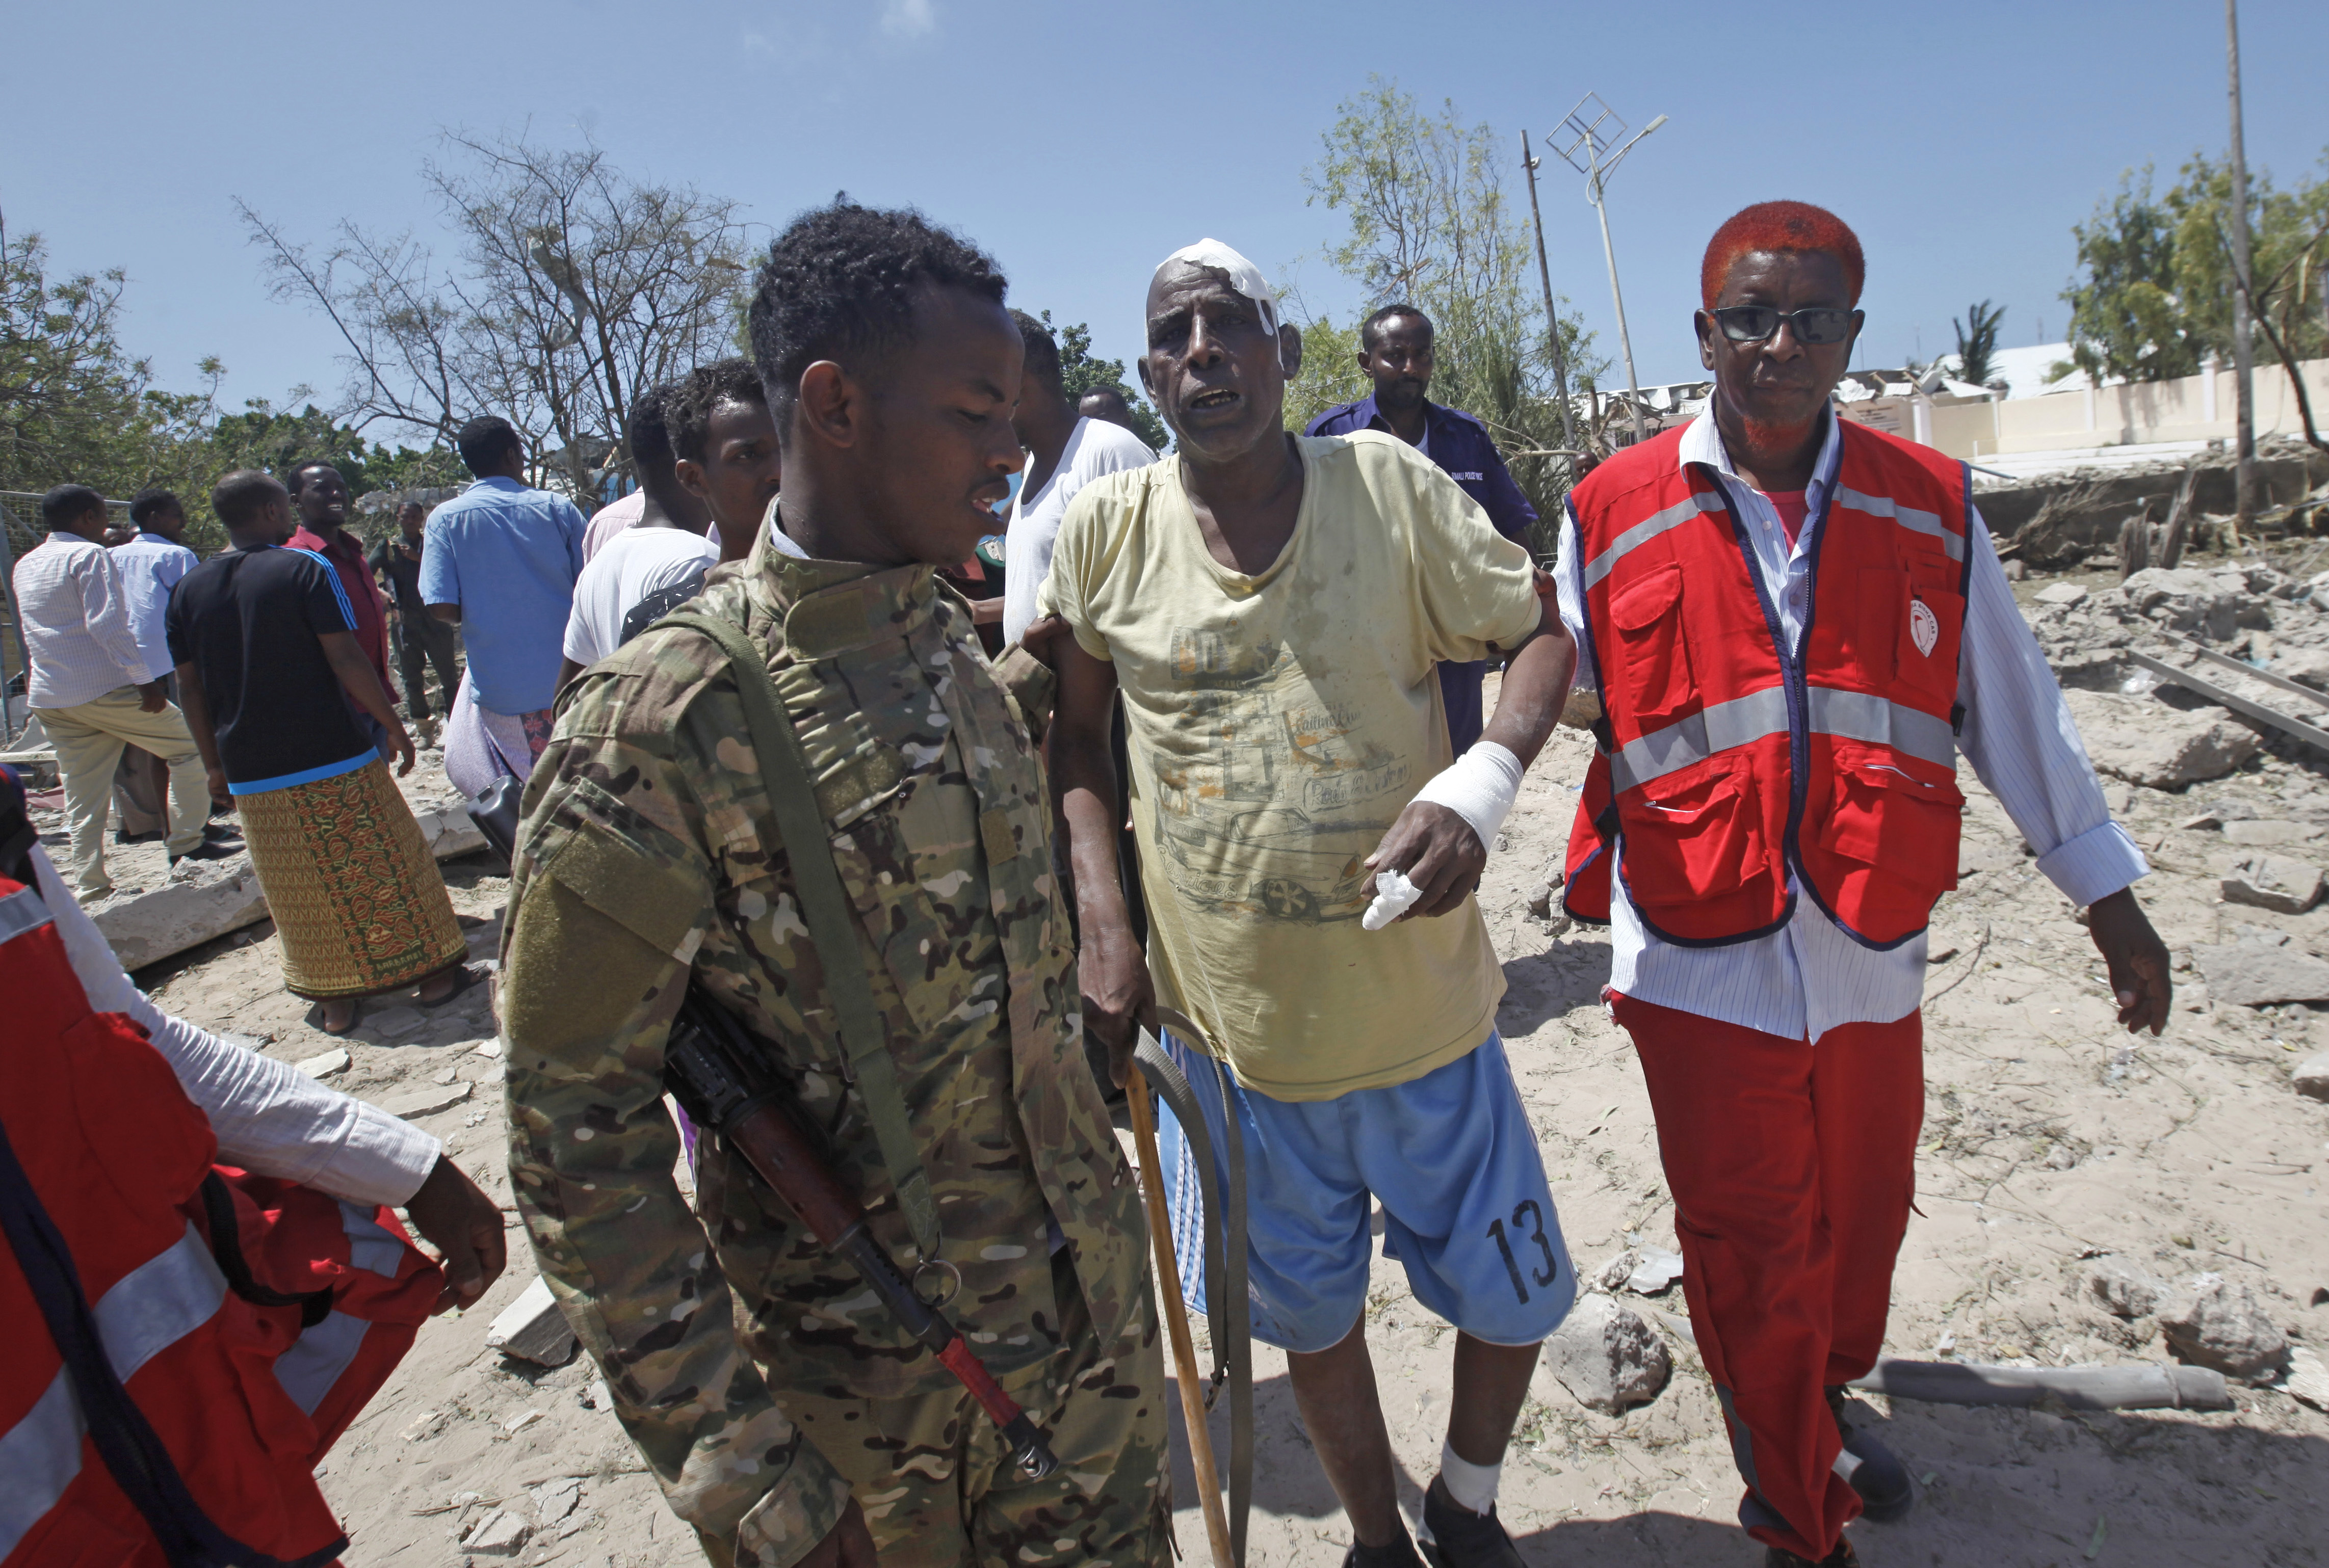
[0,779,444,1567]
[1555,203,2173,1568]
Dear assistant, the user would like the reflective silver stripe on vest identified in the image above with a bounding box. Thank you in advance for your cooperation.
[0,1223,228,1559]
[1610,686,1791,793]
[1610,684,1955,794]
[273,1200,407,1415]
[1581,491,1726,589]
[1804,685,1957,771]
[0,884,54,944]
[1833,486,1964,563]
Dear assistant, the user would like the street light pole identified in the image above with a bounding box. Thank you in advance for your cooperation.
[2225,0,2257,535]
[1521,130,1579,455]
[1553,96,1667,446]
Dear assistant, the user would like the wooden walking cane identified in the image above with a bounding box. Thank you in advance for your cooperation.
[1126,1062,1236,1567]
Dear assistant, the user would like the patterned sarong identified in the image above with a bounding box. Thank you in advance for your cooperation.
[239,759,466,999]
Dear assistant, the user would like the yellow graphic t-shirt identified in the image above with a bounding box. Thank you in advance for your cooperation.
[1040,432,1542,1100]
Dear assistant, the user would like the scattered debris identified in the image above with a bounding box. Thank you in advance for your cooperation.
[2292,1052,2329,1102]
[529,1477,582,1526]
[2034,581,2089,608]
[1538,1293,1671,1415]
[486,1276,579,1366]
[296,1047,349,1078]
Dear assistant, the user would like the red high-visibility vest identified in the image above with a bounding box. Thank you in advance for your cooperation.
[1563,420,1971,948]
[0,872,440,1568]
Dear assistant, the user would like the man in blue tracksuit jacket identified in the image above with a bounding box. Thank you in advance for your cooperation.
[1304,304,1540,753]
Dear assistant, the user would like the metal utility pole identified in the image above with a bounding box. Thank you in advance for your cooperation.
[1553,95,1667,444]
[2226,0,2258,532]
[1521,130,1579,455]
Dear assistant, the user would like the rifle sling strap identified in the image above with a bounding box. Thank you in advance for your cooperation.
[655,610,943,1263]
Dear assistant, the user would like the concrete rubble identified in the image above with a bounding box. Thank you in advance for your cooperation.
[2156,1273,2290,1383]
[485,1275,580,1366]
[2189,935,2329,1006]
[2219,853,2325,913]
[1538,1292,1672,1415]
[2293,1051,2329,1101]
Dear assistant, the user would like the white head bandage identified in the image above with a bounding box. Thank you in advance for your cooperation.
[1153,238,1289,371]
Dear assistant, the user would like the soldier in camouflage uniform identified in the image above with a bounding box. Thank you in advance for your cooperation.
[500,202,1169,1568]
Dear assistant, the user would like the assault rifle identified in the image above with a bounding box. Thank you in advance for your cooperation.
[464,782,1059,1479]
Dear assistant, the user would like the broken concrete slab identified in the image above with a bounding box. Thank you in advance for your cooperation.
[2190,939,2329,1006]
[2062,689,2260,789]
[2286,1346,2329,1412]
[2119,567,2248,640]
[2158,1273,2289,1381]
[2219,854,2324,914]
[409,798,487,861]
[362,1005,427,1039]
[378,1079,473,1119]
[91,856,268,972]
[1537,1293,1671,1415]
[2293,1052,2329,1102]
[461,1509,531,1556]
[2034,581,2090,607]
[486,1275,579,1367]
[296,1047,349,1078]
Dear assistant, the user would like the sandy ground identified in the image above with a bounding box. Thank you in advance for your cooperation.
[102,659,2329,1567]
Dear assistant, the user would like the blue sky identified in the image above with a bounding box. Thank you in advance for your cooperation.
[9,0,2325,436]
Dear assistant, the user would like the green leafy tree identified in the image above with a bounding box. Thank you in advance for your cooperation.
[1298,77,1605,552]
[1951,300,2005,386]
[1040,312,1169,449]
[2063,153,2329,386]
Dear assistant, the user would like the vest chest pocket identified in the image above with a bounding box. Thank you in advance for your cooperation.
[1856,568,1962,712]
[1608,563,1696,726]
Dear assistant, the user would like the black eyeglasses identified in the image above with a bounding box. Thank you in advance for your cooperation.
[1709,305,1856,346]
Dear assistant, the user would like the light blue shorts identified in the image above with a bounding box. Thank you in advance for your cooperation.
[1156,1029,1575,1353]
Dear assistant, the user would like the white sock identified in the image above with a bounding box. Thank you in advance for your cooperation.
[1438,1439,1502,1516]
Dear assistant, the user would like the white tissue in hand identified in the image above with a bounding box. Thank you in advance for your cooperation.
[1363,869,1422,931]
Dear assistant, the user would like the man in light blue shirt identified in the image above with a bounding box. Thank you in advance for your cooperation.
[420,415,585,788]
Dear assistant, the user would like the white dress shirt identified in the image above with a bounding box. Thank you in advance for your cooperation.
[30,844,443,1207]
[10,532,151,708]
[1553,411,2149,1040]
[111,530,199,682]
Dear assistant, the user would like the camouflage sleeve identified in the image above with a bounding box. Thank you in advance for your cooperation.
[502,727,853,1568]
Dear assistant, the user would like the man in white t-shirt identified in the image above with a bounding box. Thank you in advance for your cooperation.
[1000,310,1153,646]
[580,386,712,564]
[558,383,720,685]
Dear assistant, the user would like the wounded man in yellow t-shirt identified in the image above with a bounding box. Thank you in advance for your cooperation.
[1033,238,1582,1568]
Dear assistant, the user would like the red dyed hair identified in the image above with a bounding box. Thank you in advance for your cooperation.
[1699,201,1865,309]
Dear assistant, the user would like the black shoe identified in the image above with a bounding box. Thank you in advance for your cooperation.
[1420,1474,1522,1568]
[169,839,243,866]
[1343,1531,1426,1568]
[1765,1543,1859,1568]
[1827,1387,1915,1523]
[113,828,165,846]
[202,822,244,847]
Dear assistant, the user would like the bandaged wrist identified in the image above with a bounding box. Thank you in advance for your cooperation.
[1412,741,1523,854]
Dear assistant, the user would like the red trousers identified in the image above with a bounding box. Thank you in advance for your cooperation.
[1613,994,1924,1562]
